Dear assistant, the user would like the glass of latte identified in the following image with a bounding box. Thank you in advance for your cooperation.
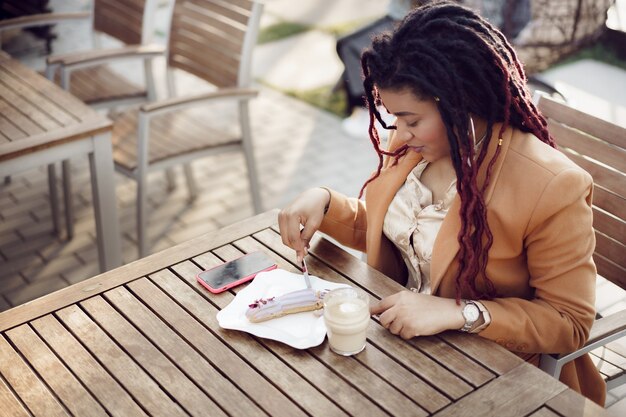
[323,287,370,356]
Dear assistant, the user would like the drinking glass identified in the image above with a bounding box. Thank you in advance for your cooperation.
[323,287,370,356]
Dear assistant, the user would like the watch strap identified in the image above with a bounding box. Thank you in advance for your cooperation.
[470,301,491,333]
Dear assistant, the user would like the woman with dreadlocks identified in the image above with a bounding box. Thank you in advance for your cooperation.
[278,0,603,405]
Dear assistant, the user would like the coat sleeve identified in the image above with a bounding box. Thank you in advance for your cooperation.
[318,188,368,252]
[479,167,597,354]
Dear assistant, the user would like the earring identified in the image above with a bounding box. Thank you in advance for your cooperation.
[469,116,477,148]
[469,116,488,151]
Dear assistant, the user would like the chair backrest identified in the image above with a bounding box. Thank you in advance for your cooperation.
[0,0,161,54]
[535,94,626,290]
[93,0,158,45]
[167,0,263,88]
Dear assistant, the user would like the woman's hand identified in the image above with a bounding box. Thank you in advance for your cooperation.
[370,291,465,339]
[278,188,331,263]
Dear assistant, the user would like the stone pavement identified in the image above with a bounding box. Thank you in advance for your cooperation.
[0,0,383,310]
[1,0,625,411]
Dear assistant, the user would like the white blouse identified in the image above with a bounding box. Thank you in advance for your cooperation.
[382,159,457,293]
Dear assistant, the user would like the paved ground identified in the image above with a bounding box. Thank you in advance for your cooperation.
[1,0,625,411]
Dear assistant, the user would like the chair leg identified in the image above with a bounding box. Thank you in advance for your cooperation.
[62,160,74,239]
[183,163,198,201]
[47,164,61,236]
[240,102,262,213]
[137,110,151,258]
[246,157,262,214]
[539,353,563,379]
[137,174,149,258]
[165,168,176,191]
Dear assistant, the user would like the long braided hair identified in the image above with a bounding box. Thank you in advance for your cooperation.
[360,1,555,301]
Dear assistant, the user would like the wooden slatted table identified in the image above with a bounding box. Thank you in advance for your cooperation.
[0,51,121,271]
[0,210,611,416]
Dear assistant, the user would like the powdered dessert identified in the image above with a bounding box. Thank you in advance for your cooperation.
[246,288,328,323]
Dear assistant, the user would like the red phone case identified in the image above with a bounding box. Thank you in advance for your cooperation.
[196,252,277,294]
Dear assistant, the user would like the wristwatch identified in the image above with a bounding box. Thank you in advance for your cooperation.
[460,300,481,332]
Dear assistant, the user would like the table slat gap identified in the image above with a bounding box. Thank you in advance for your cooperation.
[0,332,68,416]
[0,57,94,119]
[155,264,358,415]
[169,259,358,417]
[78,295,230,417]
[223,237,472,406]
[0,371,31,417]
[545,387,610,417]
[253,228,473,400]
[128,275,307,417]
[0,92,44,137]
[408,336,496,388]
[433,362,567,417]
[0,64,77,126]
[307,342,428,417]
[30,314,148,416]
[528,406,562,417]
[352,343,451,414]
[80,297,230,415]
[148,268,368,417]
[364,324,471,400]
[254,228,388,299]
[440,332,524,375]
[230,235,454,413]
[0,104,28,140]
[0,75,63,132]
[54,305,186,416]
[101,286,266,416]
[266,226,515,384]
[5,323,107,417]
[263,227,405,299]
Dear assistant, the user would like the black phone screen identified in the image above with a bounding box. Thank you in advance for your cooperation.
[197,251,276,289]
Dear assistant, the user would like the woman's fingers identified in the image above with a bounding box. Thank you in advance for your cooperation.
[370,293,397,315]
[388,318,404,335]
[378,311,393,329]
[278,187,329,262]
[277,211,299,248]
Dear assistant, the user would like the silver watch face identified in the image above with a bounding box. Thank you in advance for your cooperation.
[463,303,480,322]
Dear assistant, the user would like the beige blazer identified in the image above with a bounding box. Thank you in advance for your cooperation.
[319,124,605,405]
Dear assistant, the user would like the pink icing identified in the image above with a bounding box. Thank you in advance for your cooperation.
[246,288,327,321]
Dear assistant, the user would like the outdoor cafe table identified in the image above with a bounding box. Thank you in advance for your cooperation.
[0,210,610,416]
[0,51,121,272]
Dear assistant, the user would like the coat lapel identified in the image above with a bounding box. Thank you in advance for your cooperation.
[430,124,513,293]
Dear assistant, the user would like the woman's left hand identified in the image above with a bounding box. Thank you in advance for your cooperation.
[370,291,465,339]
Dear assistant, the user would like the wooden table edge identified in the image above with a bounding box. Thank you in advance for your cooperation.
[0,117,112,161]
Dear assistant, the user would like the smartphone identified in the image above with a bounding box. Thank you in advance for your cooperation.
[196,251,277,293]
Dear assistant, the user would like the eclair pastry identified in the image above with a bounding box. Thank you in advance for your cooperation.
[246,288,328,323]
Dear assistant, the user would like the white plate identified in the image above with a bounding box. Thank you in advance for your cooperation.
[217,269,350,349]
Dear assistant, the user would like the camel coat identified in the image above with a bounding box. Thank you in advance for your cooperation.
[319,124,605,405]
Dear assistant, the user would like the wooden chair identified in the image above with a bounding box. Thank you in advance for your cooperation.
[535,93,626,395]
[108,0,264,257]
[0,0,163,108]
[0,0,165,238]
